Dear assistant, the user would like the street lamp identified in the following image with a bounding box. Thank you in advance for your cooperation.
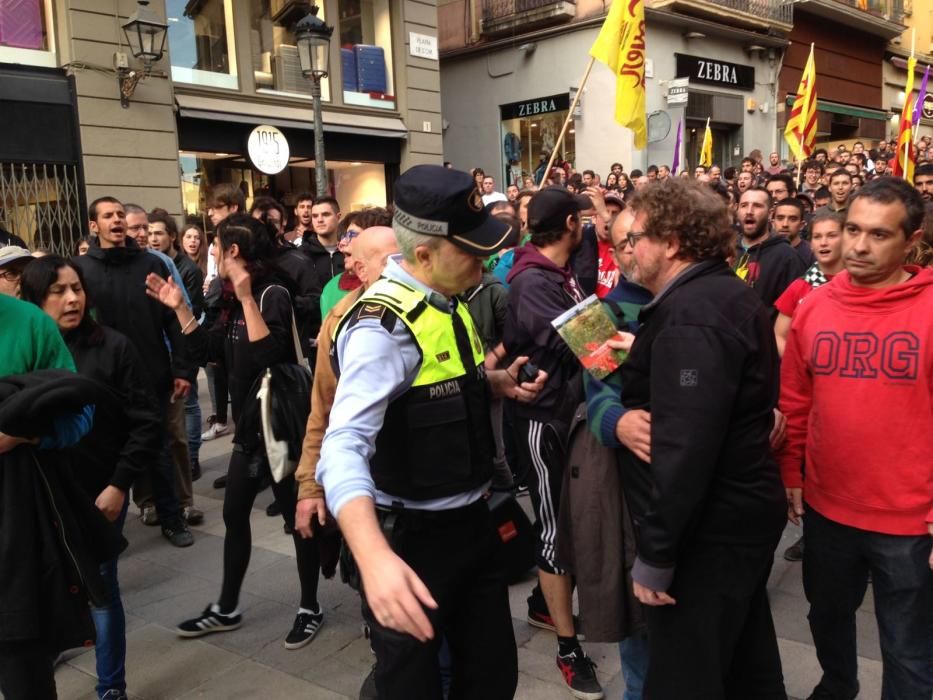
[295,5,334,197]
[119,0,168,108]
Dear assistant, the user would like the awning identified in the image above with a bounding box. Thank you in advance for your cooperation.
[175,93,410,139]
[784,96,889,121]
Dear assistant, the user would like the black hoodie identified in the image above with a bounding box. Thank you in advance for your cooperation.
[72,239,188,396]
[504,243,586,423]
[733,234,807,320]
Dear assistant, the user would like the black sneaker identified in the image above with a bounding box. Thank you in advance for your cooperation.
[284,609,324,649]
[266,501,282,517]
[162,518,194,547]
[527,605,585,641]
[556,648,604,700]
[213,474,228,489]
[177,605,242,638]
[784,535,804,562]
[191,458,202,482]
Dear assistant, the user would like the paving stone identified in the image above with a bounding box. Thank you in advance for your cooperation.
[176,658,350,699]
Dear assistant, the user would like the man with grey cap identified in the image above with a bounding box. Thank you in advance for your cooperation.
[0,245,33,298]
[316,165,546,699]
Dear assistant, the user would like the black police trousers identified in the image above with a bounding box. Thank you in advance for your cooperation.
[362,499,518,700]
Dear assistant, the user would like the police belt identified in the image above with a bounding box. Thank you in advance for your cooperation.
[375,498,487,527]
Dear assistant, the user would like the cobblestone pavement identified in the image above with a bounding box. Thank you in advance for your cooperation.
[55,409,883,699]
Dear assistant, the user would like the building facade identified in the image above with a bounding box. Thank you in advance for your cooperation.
[0,0,442,252]
[777,0,906,158]
[438,0,791,185]
[882,0,932,145]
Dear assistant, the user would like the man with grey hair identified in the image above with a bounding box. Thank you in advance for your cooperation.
[316,166,546,699]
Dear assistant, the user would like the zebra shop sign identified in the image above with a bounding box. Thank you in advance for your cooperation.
[675,54,755,92]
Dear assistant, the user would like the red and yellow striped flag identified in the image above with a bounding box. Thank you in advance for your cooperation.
[784,44,817,161]
[892,56,917,183]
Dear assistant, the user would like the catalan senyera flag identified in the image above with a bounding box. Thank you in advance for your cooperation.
[699,118,713,167]
[784,44,818,162]
[590,0,647,149]
[893,56,917,183]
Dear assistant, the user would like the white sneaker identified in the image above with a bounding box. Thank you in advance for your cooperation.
[201,421,229,441]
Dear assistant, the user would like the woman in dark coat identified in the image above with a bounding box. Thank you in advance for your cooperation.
[21,256,161,700]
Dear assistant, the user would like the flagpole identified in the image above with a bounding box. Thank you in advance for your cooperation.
[903,29,916,177]
[538,56,596,188]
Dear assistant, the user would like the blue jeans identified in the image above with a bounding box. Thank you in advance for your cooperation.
[91,500,129,698]
[804,506,933,700]
[618,631,650,700]
[184,377,202,464]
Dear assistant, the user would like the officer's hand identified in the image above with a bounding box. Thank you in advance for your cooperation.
[360,549,438,642]
[786,487,804,526]
[295,497,327,539]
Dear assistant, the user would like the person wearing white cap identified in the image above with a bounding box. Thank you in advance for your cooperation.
[0,245,34,298]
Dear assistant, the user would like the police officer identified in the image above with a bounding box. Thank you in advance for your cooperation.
[316,165,546,699]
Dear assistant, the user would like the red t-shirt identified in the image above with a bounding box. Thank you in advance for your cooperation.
[774,274,835,317]
[595,238,618,299]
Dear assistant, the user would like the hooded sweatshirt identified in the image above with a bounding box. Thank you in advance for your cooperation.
[779,266,933,535]
[733,234,808,320]
[504,243,585,422]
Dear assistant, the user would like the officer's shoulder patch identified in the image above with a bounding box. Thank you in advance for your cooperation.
[356,302,386,321]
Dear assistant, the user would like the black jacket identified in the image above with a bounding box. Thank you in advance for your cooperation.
[0,371,127,654]
[185,279,296,449]
[66,325,161,495]
[173,251,205,319]
[298,234,344,289]
[504,244,586,423]
[618,259,786,587]
[73,240,189,395]
[571,223,599,297]
[274,245,324,356]
[734,235,808,320]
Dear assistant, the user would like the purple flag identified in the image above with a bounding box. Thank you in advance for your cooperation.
[912,64,929,128]
[671,117,683,175]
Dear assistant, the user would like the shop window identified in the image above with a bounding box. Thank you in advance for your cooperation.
[338,0,395,110]
[499,93,575,188]
[249,0,330,100]
[167,0,238,89]
[0,0,55,67]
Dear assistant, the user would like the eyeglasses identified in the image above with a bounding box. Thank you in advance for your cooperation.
[0,269,23,282]
[624,231,648,248]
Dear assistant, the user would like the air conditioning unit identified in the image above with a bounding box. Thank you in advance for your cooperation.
[274,45,313,95]
[271,0,312,26]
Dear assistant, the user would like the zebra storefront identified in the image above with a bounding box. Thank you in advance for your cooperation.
[499,93,574,188]
[0,65,86,254]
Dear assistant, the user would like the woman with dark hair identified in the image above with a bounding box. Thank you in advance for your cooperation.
[618,172,635,197]
[181,223,208,276]
[20,255,161,700]
[604,172,620,192]
[144,214,325,650]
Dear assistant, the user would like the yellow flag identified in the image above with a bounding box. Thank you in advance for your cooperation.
[893,55,917,183]
[590,0,647,149]
[699,118,713,167]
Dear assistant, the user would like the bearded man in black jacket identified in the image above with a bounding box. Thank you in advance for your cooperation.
[72,197,194,548]
[619,179,787,700]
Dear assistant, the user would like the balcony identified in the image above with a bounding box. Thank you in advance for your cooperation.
[481,0,577,38]
[795,0,905,39]
[648,0,793,33]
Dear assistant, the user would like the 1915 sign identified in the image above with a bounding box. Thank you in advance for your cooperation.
[675,54,755,92]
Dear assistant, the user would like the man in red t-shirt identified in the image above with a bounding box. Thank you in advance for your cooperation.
[773,209,845,356]
[593,191,625,298]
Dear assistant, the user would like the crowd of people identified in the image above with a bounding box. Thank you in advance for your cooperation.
[0,140,930,700]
